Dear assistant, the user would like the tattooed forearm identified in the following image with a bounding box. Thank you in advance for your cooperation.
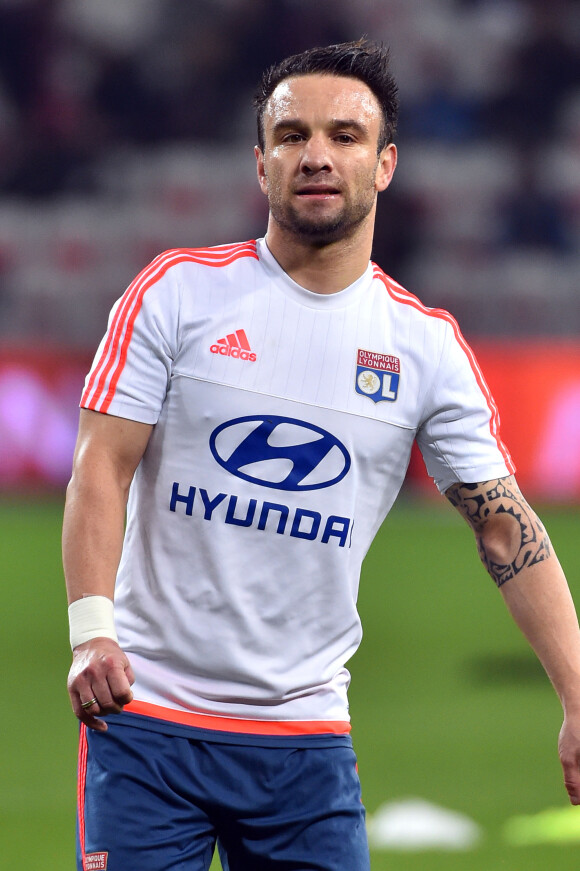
[446,477,552,587]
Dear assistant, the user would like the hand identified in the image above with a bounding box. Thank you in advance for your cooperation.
[67,637,135,732]
[558,713,580,805]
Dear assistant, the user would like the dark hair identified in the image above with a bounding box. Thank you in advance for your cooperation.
[254,38,399,154]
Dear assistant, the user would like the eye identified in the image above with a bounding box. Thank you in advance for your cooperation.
[334,133,356,144]
[282,132,305,144]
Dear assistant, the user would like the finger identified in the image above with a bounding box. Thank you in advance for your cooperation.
[563,772,580,805]
[85,669,132,715]
[83,682,121,714]
[70,691,108,732]
[560,755,580,805]
[106,663,135,707]
[79,706,108,732]
[80,695,99,712]
[125,660,136,687]
[69,679,95,718]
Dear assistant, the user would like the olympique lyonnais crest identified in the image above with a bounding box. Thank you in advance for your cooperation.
[355,348,400,403]
[84,853,108,870]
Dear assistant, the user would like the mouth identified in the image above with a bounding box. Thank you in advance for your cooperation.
[294,185,341,199]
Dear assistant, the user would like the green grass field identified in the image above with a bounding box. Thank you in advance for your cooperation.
[2,495,579,870]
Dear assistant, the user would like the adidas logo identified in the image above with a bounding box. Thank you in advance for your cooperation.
[210,328,257,362]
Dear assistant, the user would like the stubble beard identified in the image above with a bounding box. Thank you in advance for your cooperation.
[267,176,377,247]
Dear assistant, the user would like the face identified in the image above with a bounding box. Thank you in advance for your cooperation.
[256,74,397,246]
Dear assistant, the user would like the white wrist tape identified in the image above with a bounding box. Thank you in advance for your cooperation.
[68,595,118,650]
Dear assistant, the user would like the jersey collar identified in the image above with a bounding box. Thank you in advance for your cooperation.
[256,238,373,310]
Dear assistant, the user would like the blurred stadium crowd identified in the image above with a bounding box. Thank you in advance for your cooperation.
[1,0,580,346]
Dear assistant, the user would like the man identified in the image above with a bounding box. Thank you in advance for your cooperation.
[64,39,580,871]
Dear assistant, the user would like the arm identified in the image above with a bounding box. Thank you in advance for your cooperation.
[63,408,153,731]
[446,475,580,804]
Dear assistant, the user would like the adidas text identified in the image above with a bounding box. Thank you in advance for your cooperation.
[210,344,256,361]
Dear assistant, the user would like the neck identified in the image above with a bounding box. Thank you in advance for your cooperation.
[264,217,375,295]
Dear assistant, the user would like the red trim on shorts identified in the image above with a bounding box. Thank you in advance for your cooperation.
[125,699,351,736]
[82,241,258,413]
[77,724,88,870]
[373,265,515,474]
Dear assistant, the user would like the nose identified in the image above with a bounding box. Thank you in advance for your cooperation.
[299,133,332,174]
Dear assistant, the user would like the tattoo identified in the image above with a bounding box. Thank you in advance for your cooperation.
[446,477,551,587]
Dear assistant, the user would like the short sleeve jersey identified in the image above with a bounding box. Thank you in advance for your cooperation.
[81,239,514,740]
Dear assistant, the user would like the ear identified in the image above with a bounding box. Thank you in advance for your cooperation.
[375,143,397,193]
[255,145,269,196]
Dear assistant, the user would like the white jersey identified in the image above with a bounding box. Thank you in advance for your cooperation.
[81,239,514,739]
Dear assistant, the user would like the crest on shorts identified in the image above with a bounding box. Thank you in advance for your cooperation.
[84,853,108,870]
[355,349,400,403]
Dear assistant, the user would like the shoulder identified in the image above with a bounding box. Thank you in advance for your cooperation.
[121,241,260,311]
[371,261,474,361]
[139,240,259,284]
[158,240,258,271]
[371,262,459,332]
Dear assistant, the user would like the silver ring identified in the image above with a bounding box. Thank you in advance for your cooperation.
[81,697,98,710]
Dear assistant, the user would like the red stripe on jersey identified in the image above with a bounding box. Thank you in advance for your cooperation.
[77,724,88,867]
[125,699,351,737]
[373,265,515,474]
[82,241,258,412]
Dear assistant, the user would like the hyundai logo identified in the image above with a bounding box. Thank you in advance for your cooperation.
[209,415,351,491]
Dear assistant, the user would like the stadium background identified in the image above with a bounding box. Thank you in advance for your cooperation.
[1,1,579,868]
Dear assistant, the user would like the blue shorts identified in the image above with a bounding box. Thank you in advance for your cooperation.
[77,716,370,871]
